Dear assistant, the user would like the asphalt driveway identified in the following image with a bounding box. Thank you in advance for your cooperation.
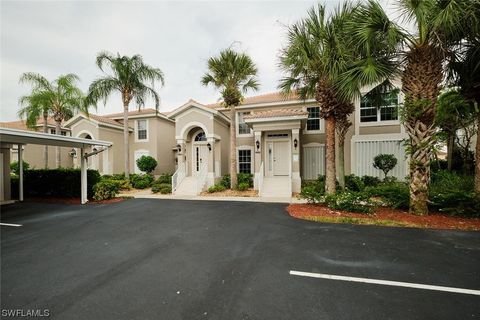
[1,199,479,320]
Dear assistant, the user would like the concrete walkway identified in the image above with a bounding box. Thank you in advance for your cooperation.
[119,189,307,204]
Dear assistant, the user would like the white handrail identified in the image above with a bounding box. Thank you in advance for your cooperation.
[196,162,208,193]
[172,162,186,192]
[258,161,264,195]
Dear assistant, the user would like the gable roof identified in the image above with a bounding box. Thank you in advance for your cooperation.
[0,118,70,131]
[103,108,172,120]
[63,113,131,131]
[244,108,308,120]
[206,91,305,109]
[168,99,230,123]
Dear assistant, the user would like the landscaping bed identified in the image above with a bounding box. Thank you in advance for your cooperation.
[201,189,258,197]
[287,204,480,231]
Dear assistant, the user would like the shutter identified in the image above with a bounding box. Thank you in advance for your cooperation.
[355,140,406,179]
[302,145,325,180]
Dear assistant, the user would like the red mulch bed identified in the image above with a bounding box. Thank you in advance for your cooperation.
[287,204,480,231]
[24,197,127,205]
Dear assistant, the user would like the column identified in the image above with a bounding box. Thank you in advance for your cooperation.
[253,130,262,190]
[291,129,301,193]
[18,144,23,202]
[207,137,215,186]
[80,148,88,204]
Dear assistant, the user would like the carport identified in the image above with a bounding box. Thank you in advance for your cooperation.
[0,127,112,204]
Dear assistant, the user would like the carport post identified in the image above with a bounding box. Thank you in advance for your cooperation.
[80,148,87,204]
[18,144,24,202]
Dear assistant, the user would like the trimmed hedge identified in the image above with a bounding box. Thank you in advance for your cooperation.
[93,181,119,200]
[11,168,100,199]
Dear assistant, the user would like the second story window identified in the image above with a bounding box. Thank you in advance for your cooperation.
[306,106,320,131]
[50,129,67,136]
[137,119,147,140]
[360,90,399,123]
[238,112,251,135]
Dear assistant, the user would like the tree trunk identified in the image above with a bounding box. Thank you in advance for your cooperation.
[338,138,345,189]
[43,111,48,169]
[230,106,237,189]
[325,116,336,194]
[55,119,62,168]
[447,134,454,171]
[475,110,480,193]
[123,103,130,179]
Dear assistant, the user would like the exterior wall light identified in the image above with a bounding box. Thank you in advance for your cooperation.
[69,148,77,157]
[207,143,212,151]
[176,144,181,152]
[256,140,260,151]
[294,138,298,150]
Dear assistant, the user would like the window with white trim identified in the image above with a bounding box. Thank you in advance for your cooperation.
[238,112,251,135]
[238,149,252,173]
[137,119,148,140]
[360,91,399,123]
[50,129,67,136]
[306,107,320,131]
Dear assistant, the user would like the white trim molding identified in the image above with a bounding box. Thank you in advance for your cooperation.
[236,145,254,174]
[135,119,149,143]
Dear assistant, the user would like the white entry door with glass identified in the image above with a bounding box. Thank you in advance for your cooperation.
[193,145,208,176]
[266,140,290,176]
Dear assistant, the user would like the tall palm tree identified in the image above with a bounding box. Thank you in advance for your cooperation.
[279,2,401,194]
[18,73,85,168]
[201,48,259,189]
[86,51,165,179]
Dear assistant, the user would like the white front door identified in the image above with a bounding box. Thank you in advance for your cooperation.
[273,141,289,176]
[193,145,208,176]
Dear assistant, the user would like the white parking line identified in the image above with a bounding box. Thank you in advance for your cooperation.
[0,223,22,227]
[289,270,480,296]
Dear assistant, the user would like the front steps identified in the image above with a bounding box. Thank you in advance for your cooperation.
[260,177,292,198]
[174,176,198,196]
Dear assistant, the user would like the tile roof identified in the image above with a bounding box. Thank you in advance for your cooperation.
[244,108,308,120]
[87,114,124,127]
[0,120,31,131]
[102,108,168,118]
[206,91,301,109]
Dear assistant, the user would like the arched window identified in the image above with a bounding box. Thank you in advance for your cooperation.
[194,131,206,142]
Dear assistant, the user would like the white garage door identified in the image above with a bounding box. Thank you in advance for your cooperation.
[302,145,325,180]
[355,140,406,179]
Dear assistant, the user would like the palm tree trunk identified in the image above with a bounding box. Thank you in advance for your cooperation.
[475,110,480,193]
[123,103,130,179]
[43,111,48,169]
[447,134,454,171]
[338,137,345,189]
[230,106,237,189]
[55,119,62,168]
[325,115,336,194]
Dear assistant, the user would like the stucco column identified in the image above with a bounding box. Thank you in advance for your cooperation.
[207,137,215,187]
[291,129,301,193]
[176,139,185,170]
[253,130,262,190]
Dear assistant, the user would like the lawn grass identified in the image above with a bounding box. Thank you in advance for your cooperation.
[301,215,417,228]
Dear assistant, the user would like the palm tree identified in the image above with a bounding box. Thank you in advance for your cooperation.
[201,48,259,189]
[279,3,401,194]
[86,51,165,179]
[18,73,85,168]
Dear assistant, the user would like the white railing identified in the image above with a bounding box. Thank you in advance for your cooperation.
[196,162,208,194]
[172,162,186,192]
[257,161,264,195]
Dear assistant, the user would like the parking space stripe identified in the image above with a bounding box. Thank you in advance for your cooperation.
[289,270,480,296]
[0,223,22,227]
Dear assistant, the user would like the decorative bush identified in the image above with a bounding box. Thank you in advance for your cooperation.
[136,155,158,174]
[93,181,119,201]
[10,160,30,175]
[366,183,409,209]
[208,184,227,193]
[325,191,376,214]
[219,175,231,189]
[101,178,131,190]
[373,154,398,180]
[156,173,173,184]
[361,175,381,187]
[219,173,253,189]
[130,173,154,189]
[237,182,250,191]
[300,176,325,203]
[11,168,100,199]
[345,174,365,192]
[151,182,172,194]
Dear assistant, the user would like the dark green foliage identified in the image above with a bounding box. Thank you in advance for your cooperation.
[11,168,100,199]
[300,176,325,203]
[156,173,173,184]
[207,184,227,193]
[100,177,131,190]
[130,173,154,189]
[366,183,409,209]
[10,160,30,175]
[373,154,398,179]
[345,174,365,192]
[361,175,381,187]
[136,155,158,174]
[324,191,376,214]
[237,182,250,191]
[219,175,231,189]
[151,182,172,194]
[219,173,253,189]
[93,181,119,200]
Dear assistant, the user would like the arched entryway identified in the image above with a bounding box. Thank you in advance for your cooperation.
[191,129,209,177]
[75,131,98,170]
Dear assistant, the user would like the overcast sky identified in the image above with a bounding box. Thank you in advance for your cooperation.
[1,0,397,121]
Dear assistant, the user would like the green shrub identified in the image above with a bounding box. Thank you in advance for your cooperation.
[208,184,227,193]
[325,191,376,214]
[10,160,30,175]
[373,154,398,180]
[156,173,173,184]
[300,177,325,203]
[136,155,158,174]
[361,175,381,187]
[93,181,119,201]
[345,174,365,192]
[219,175,231,189]
[101,178,131,190]
[130,174,154,189]
[366,183,409,209]
[219,173,254,189]
[12,168,100,199]
[237,182,250,191]
[151,182,172,194]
